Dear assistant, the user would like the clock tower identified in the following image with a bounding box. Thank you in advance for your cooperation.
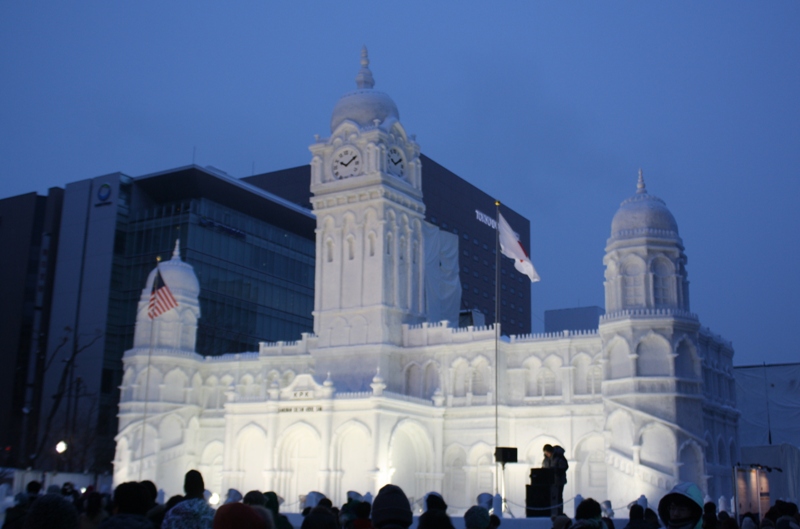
[309,47,426,349]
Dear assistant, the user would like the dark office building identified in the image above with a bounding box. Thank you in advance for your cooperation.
[0,188,63,468]
[37,166,315,471]
[244,153,533,335]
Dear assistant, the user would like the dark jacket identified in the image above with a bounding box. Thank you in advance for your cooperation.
[543,445,569,484]
[2,497,38,529]
[98,514,156,529]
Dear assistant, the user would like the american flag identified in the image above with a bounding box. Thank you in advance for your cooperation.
[148,268,178,319]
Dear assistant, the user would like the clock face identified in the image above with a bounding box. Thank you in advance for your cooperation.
[387,147,405,178]
[332,147,361,179]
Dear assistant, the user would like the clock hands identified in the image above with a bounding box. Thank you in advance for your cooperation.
[340,156,357,167]
[390,157,402,166]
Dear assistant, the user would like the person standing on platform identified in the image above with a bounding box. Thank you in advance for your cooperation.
[542,444,569,515]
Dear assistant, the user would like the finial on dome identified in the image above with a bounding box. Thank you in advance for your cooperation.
[172,239,181,259]
[355,46,375,89]
[636,168,647,194]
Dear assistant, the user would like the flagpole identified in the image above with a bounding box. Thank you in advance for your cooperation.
[494,200,501,497]
[138,259,159,480]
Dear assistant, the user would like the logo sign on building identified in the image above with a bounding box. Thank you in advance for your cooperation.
[95,183,113,207]
[475,209,520,240]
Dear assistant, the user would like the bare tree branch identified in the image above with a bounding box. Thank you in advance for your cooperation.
[33,331,102,467]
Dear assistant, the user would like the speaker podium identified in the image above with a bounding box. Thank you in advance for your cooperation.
[526,468,555,517]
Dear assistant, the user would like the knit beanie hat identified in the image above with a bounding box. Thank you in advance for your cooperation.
[372,485,413,528]
[213,503,267,529]
[301,506,338,529]
[244,491,267,507]
[465,506,491,529]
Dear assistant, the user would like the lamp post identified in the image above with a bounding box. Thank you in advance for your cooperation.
[56,440,67,472]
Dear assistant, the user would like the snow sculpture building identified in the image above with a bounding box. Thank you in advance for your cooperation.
[113,49,738,514]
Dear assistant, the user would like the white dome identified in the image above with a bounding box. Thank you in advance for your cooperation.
[611,171,679,239]
[145,241,200,298]
[331,89,399,132]
[330,46,399,132]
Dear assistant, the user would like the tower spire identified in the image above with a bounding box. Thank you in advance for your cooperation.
[355,45,375,89]
[636,168,647,194]
[172,239,181,259]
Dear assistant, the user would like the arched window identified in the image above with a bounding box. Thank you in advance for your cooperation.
[652,258,674,307]
[405,364,422,398]
[622,258,646,307]
[537,368,556,396]
[326,239,334,263]
[588,365,603,395]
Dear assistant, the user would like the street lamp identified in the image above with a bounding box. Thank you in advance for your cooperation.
[56,441,67,454]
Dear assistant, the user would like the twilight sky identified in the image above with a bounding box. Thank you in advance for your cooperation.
[1,2,798,367]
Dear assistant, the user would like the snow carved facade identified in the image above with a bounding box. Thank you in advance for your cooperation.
[113,49,738,514]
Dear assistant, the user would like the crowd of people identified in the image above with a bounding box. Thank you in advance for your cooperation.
[3,470,800,529]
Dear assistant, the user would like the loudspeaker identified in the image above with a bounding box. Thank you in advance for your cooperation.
[494,446,518,464]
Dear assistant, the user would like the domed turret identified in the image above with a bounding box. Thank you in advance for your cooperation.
[610,170,679,240]
[133,240,201,352]
[143,240,200,299]
[330,46,399,132]
[603,171,690,313]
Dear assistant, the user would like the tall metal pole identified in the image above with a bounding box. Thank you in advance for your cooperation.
[138,259,159,480]
[494,200,501,497]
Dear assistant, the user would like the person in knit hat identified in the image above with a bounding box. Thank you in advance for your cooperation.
[23,494,80,529]
[625,504,652,529]
[353,501,373,529]
[263,492,293,529]
[464,506,491,529]
[371,485,413,529]
[301,507,337,529]
[162,470,215,529]
[573,498,605,529]
[244,491,268,508]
